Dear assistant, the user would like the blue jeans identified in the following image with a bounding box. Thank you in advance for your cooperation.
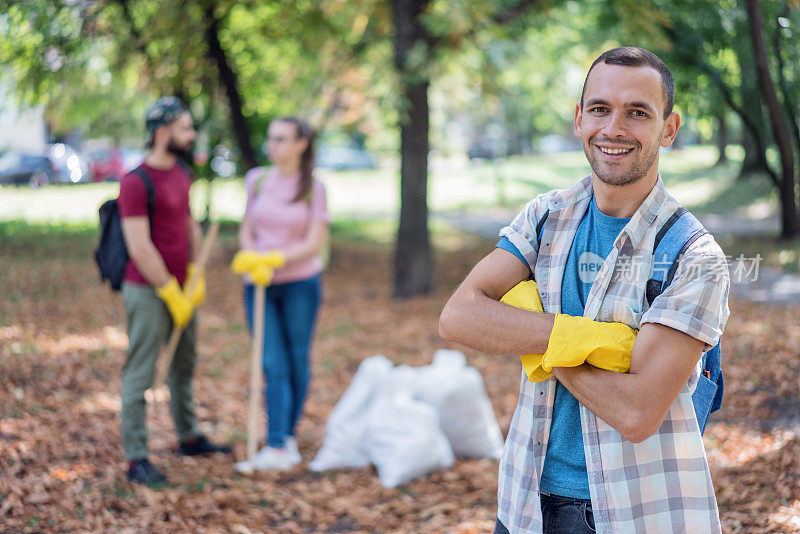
[494,493,595,533]
[245,275,321,448]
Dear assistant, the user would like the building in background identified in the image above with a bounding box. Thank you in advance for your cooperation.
[0,81,47,155]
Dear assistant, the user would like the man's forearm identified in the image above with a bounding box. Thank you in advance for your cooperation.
[128,242,172,288]
[553,365,651,442]
[552,323,704,443]
[440,285,555,355]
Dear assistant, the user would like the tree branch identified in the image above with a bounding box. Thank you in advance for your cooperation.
[112,0,156,77]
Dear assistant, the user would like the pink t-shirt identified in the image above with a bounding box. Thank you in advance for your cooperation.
[243,167,330,284]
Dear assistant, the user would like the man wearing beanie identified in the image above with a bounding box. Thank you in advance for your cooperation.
[118,97,231,486]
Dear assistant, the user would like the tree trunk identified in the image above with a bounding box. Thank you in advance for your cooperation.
[739,129,762,178]
[746,0,799,238]
[203,3,256,170]
[395,79,434,297]
[732,33,776,182]
[714,112,728,166]
[391,0,434,297]
[772,3,800,158]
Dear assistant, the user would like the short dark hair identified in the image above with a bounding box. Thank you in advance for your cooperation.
[580,47,674,119]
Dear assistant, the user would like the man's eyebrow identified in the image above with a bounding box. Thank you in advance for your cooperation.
[627,101,657,113]
[584,98,610,108]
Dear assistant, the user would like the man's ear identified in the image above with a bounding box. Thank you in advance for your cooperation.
[153,124,169,147]
[573,103,583,139]
[660,111,681,148]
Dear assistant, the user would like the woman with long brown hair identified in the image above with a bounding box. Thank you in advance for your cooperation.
[232,117,329,471]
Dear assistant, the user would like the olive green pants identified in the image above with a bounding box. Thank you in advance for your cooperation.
[121,283,199,460]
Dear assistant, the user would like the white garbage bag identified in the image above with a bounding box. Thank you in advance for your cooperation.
[365,366,455,488]
[414,349,505,459]
[309,355,394,471]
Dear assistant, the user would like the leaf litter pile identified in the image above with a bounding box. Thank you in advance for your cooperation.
[1,224,799,533]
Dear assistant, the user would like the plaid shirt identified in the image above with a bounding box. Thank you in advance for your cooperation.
[497,176,729,533]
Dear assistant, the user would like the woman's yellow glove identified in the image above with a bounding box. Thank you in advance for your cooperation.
[500,281,637,381]
[541,314,637,372]
[249,265,274,287]
[231,250,261,274]
[231,250,286,287]
[156,277,193,328]
[185,263,206,308]
[254,250,286,270]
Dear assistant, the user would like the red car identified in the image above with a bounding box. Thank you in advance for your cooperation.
[87,146,124,182]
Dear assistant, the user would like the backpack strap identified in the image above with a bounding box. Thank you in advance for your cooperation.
[132,167,156,226]
[645,208,707,306]
[535,209,550,246]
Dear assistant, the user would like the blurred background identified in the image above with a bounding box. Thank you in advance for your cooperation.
[1,0,799,296]
[1,1,800,532]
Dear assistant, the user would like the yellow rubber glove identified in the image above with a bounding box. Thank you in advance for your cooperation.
[252,250,286,270]
[500,281,553,382]
[231,250,261,275]
[156,277,193,328]
[250,265,274,287]
[246,251,285,287]
[501,281,637,380]
[185,263,206,308]
[542,314,637,372]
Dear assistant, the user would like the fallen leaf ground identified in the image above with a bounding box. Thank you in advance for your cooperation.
[1,223,798,533]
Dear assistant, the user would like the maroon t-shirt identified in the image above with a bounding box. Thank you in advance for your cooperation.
[118,161,192,286]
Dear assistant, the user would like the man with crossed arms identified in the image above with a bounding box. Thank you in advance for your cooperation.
[440,47,729,533]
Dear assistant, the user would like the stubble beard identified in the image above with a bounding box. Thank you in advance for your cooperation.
[167,137,193,166]
[585,138,660,187]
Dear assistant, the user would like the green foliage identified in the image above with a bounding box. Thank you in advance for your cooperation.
[2,0,798,171]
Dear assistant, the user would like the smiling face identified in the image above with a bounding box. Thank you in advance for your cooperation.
[574,63,679,187]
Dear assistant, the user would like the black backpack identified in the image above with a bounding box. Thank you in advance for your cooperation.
[94,167,155,290]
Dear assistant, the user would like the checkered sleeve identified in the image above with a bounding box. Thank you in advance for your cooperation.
[640,234,730,347]
[498,197,547,277]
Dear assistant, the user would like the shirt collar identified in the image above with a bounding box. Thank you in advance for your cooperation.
[552,174,670,250]
[618,174,669,249]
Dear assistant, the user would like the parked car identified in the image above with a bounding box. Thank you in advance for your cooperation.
[47,143,89,184]
[315,147,376,171]
[466,143,495,160]
[0,151,57,187]
[86,145,125,182]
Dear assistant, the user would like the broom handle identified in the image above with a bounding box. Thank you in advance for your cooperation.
[248,284,266,464]
[152,222,219,389]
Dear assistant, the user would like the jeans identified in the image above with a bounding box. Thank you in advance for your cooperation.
[494,492,595,534]
[121,283,199,460]
[245,275,321,448]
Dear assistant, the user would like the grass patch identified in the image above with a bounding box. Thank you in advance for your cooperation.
[0,220,97,259]
[330,219,396,246]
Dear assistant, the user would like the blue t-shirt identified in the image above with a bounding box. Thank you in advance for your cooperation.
[497,196,630,499]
